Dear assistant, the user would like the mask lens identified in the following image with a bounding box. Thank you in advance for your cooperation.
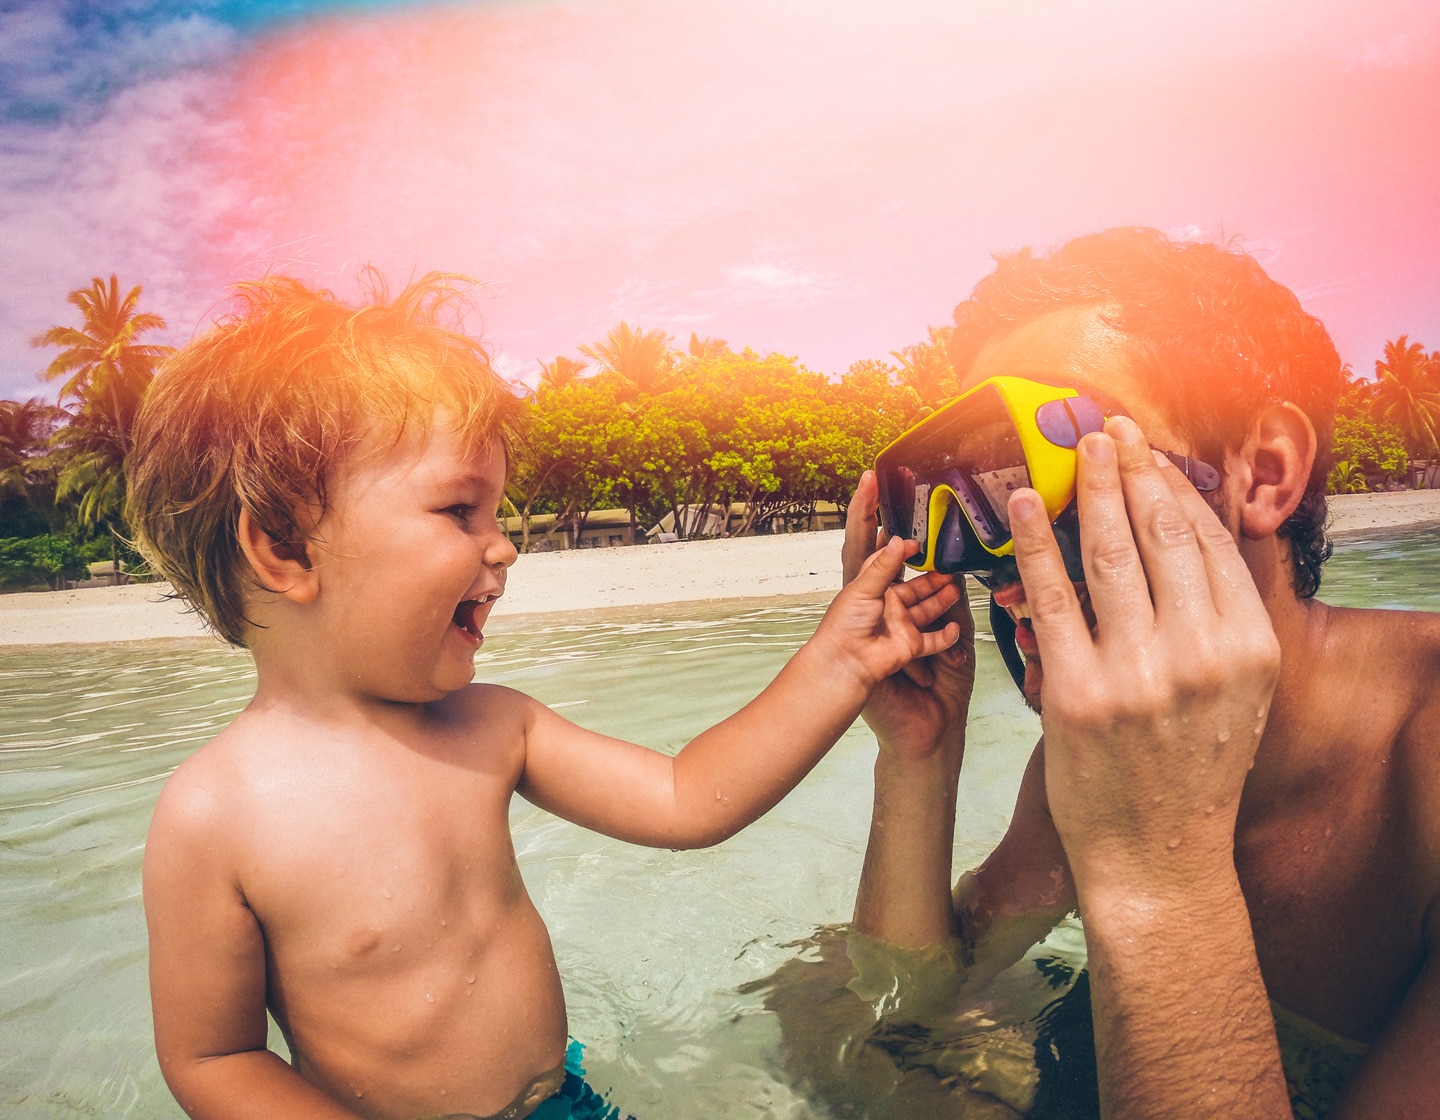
[934,386,1032,548]
[876,384,1034,558]
[875,463,917,542]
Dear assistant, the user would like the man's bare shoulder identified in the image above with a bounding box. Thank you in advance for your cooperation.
[1335,605,1440,898]
[1322,603,1440,707]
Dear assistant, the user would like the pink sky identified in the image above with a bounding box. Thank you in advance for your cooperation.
[4,0,1438,396]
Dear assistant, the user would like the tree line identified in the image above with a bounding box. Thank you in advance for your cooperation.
[1328,336,1440,494]
[3,277,1438,590]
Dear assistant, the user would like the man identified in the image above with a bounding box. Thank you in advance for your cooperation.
[773,228,1440,1119]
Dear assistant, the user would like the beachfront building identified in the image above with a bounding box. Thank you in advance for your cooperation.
[504,502,845,552]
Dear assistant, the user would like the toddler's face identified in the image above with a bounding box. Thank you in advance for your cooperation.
[305,414,516,703]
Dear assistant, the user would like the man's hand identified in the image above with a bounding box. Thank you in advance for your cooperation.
[1010,416,1281,887]
[840,470,975,757]
[811,528,964,694]
[1010,414,1291,1120]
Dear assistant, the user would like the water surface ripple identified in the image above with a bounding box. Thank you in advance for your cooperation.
[1,526,1435,1117]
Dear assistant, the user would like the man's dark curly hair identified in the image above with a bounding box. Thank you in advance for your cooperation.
[947,227,1346,598]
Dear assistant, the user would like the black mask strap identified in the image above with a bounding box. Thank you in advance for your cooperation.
[989,596,1027,693]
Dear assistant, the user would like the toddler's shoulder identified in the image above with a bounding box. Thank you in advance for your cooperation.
[151,725,247,822]
[416,685,545,787]
[432,682,546,746]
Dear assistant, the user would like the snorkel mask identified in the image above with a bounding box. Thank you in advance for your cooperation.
[873,375,1221,690]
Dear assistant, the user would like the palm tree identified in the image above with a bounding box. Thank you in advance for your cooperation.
[538,355,587,392]
[688,333,729,360]
[891,325,957,405]
[579,322,674,397]
[32,276,172,580]
[32,274,172,459]
[0,398,67,533]
[1372,335,1440,458]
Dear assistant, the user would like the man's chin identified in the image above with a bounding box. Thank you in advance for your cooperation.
[1022,655,1043,713]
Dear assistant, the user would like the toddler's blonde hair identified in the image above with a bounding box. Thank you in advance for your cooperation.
[126,271,521,646]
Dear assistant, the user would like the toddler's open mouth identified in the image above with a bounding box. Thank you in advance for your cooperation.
[451,594,499,641]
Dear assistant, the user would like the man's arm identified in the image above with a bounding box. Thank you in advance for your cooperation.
[1013,418,1290,1119]
[145,766,361,1120]
[853,736,1078,987]
[844,470,1074,974]
[516,535,962,848]
[949,742,1077,981]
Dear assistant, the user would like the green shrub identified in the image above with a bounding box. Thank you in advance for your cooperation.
[1331,412,1408,485]
[0,535,92,591]
[1327,460,1368,495]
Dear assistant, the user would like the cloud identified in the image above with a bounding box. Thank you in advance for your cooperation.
[723,260,835,301]
[0,2,237,124]
[0,73,247,398]
[1344,30,1433,71]
[4,0,1440,398]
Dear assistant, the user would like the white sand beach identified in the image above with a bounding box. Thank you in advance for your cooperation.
[2,488,1438,648]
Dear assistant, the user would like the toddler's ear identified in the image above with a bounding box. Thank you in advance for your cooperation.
[237,507,319,604]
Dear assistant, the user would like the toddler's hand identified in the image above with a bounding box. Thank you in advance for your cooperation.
[811,534,963,696]
[841,470,975,759]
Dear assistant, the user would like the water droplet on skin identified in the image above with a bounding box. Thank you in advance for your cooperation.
[1324,825,1333,837]
[1166,837,1181,849]
[440,919,447,927]
[1217,728,1230,743]
[355,1090,364,1099]
[467,975,476,984]
[426,992,435,1003]
[392,944,401,952]
[1152,794,1163,804]
[715,789,722,800]
[382,887,392,899]
[1160,718,1171,728]
[1302,844,1311,853]
[1204,804,1216,815]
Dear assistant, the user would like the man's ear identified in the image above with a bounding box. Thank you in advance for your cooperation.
[236,506,319,604]
[1235,401,1317,540]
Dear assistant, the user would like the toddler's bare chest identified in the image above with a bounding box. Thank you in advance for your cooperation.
[240,756,534,974]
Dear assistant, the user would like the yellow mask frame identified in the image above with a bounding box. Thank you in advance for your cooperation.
[874,375,1105,573]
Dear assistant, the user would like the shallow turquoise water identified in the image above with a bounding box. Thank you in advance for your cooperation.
[1,524,1436,1118]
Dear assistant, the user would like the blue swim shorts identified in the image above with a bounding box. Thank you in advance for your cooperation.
[527,1040,635,1120]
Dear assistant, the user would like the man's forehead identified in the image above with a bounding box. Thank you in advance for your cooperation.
[958,304,1164,428]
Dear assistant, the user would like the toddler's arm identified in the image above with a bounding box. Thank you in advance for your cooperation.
[145,769,361,1120]
[516,536,961,848]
